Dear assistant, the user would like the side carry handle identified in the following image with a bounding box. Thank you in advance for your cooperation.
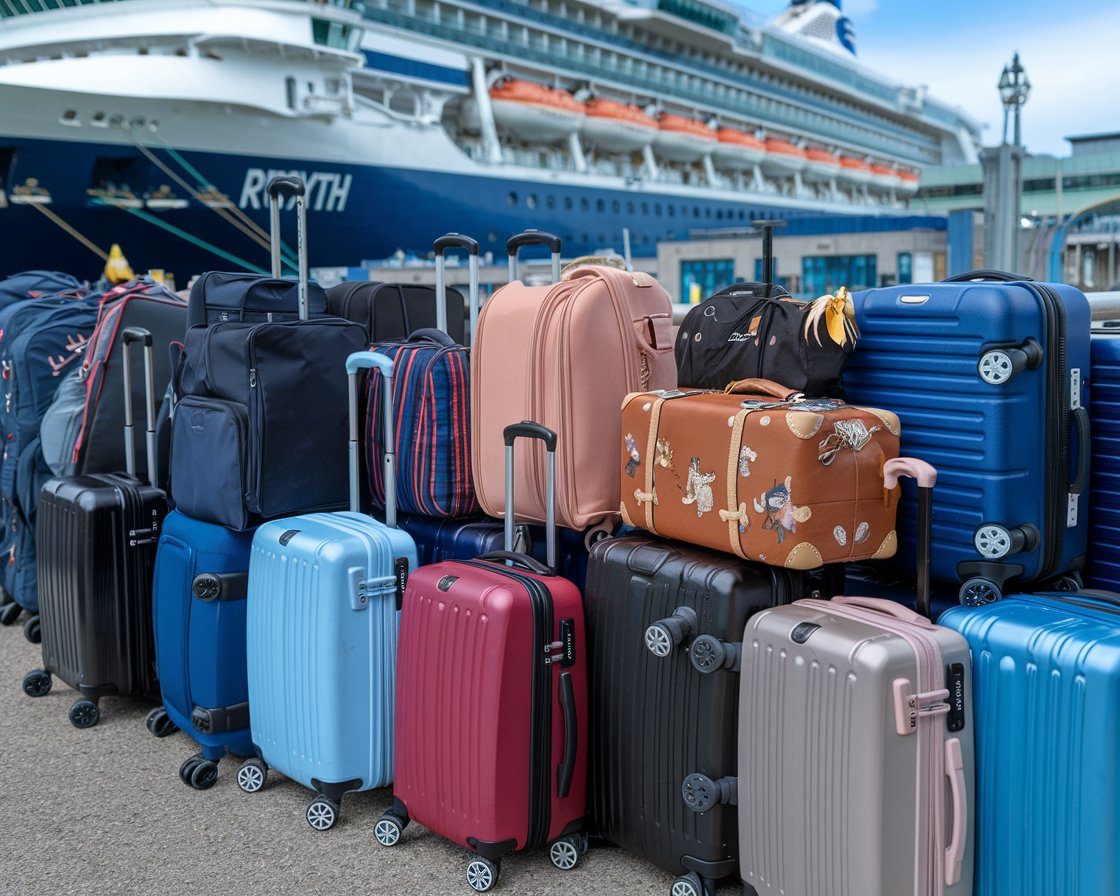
[433,233,480,344]
[944,737,967,886]
[345,351,396,528]
[121,327,158,488]
[501,421,557,572]
[1071,405,1090,497]
[267,175,309,320]
[507,230,562,284]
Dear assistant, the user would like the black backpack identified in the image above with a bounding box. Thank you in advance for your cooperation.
[674,284,858,397]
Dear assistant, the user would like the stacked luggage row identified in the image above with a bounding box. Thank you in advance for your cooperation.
[4,177,1119,896]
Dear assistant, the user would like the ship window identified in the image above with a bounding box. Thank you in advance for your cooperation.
[61,110,79,127]
[668,206,675,218]
[596,199,605,213]
[91,111,107,128]
[546,195,555,210]
[507,192,517,207]
[286,78,297,111]
[611,200,620,214]
[627,201,634,214]
[580,198,589,212]
[527,194,537,210]
[564,197,573,211]
[716,210,724,220]
[641,202,649,215]
[655,204,662,216]
[693,207,700,219]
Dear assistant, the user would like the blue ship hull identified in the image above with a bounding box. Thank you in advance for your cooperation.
[2,136,829,282]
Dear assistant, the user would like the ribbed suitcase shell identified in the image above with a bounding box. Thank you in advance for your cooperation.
[37,473,166,700]
[246,511,415,796]
[584,535,808,888]
[393,558,587,854]
[939,593,1120,896]
[396,513,504,566]
[152,510,256,760]
[1086,330,1120,590]
[740,599,975,896]
[844,281,1090,594]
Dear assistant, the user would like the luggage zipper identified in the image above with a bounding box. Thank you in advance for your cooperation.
[461,560,554,848]
[246,333,261,516]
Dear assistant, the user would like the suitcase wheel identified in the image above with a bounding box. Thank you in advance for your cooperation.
[22,614,41,644]
[0,601,19,626]
[688,635,742,675]
[179,754,218,790]
[958,577,1002,607]
[681,773,738,813]
[179,755,200,787]
[21,669,51,699]
[68,699,100,730]
[670,872,715,896]
[145,708,178,738]
[465,857,500,893]
[644,607,698,658]
[1049,572,1084,592]
[236,758,268,794]
[306,795,340,832]
[374,813,406,848]
[548,833,587,871]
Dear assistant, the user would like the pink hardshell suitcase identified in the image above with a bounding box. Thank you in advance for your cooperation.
[376,421,588,892]
[685,459,975,896]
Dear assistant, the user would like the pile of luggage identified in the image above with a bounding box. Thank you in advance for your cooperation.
[3,176,1117,896]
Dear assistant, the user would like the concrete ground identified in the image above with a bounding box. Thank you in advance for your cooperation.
[0,615,735,896]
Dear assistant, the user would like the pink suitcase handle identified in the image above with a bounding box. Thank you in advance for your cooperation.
[945,737,967,886]
[830,596,933,627]
[883,457,937,490]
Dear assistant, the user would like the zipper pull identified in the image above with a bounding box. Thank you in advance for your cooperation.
[249,368,257,388]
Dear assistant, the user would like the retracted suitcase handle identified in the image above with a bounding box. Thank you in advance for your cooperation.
[942,269,1032,283]
[345,351,397,528]
[433,232,480,345]
[506,230,562,284]
[753,219,786,290]
[267,175,309,321]
[121,327,159,488]
[886,456,937,619]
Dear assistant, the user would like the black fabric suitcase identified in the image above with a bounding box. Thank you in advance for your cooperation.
[327,280,466,345]
[22,328,169,729]
[583,533,840,896]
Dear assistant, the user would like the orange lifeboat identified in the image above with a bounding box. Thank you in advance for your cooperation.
[489,77,585,143]
[653,112,717,163]
[837,156,873,184]
[896,169,921,196]
[711,127,766,170]
[802,148,840,181]
[759,137,807,176]
[580,97,658,153]
[869,163,901,190]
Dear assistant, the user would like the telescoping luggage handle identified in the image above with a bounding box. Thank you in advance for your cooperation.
[121,327,158,489]
[267,175,309,321]
[433,233,481,345]
[507,230,562,284]
[345,351,397,528]
[493,421,557,574]
[753,219,786,291]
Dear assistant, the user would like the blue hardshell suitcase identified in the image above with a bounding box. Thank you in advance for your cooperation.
[243,350,416,829]
[151,509,257,788]
[939,591,1120,896]
[844,272,1091,604]
[1086,325,1120,591]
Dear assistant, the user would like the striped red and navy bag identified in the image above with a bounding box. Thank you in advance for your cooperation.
[365,329,478,518]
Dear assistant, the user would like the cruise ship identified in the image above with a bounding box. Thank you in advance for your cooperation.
[0,0,982,281]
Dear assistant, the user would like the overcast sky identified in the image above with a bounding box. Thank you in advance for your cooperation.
[744,0,1119,157]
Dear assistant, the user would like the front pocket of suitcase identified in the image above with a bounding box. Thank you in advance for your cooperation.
[170,397,250,529]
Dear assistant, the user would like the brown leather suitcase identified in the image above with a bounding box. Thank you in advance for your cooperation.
[620,378,905,569]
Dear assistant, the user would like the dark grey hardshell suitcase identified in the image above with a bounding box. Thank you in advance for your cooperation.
[23,329,169,729]
[584,534,837,896]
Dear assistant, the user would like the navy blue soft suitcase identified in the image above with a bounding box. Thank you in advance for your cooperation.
[151,509,257,789]
[844,271,1091,604]
[1086,323,1120,591]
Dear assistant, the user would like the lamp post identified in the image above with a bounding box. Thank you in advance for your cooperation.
[980,52,1030,272]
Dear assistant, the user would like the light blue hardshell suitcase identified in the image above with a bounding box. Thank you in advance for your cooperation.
[939,591,1120,896]
[243,350,416,830]
[1086,324,1120,591]
[844,271,1091,605]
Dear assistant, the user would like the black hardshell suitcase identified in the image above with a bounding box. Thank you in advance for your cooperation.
[584,533,839,896]
[23,328,169,729]
[327,280,467,345]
